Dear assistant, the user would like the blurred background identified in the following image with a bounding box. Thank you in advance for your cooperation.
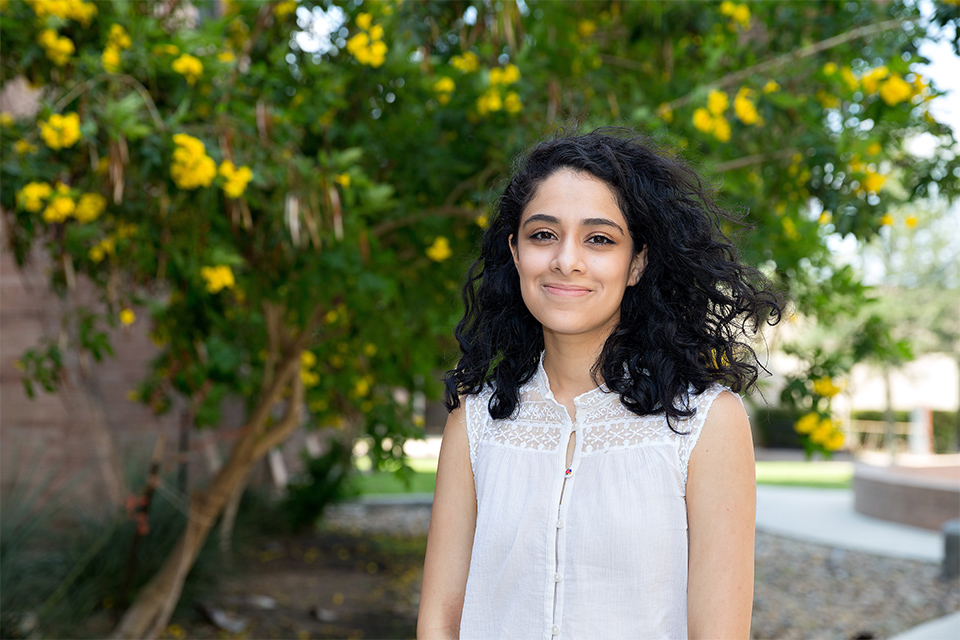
[1,1,958,638]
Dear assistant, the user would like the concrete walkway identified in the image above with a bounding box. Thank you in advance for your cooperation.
[755,485,943,563]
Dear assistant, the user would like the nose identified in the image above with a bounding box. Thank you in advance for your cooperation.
[552,236,585,275]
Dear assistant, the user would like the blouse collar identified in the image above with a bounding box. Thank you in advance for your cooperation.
[532,352,614,418]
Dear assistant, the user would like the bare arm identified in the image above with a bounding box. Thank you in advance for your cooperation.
[686,391,756,639]
[417,404,477,639]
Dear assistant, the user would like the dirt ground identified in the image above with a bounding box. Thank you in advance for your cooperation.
[159,526,425,640]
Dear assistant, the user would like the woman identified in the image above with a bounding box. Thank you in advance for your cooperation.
[418,130,782,639]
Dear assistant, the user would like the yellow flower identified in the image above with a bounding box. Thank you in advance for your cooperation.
[42,195,74,223]
[170,133,217,190]
[39,112,81,150]
[301,351,317,368]
[476,87,502,115]
[866,142,882,156]
[102,46,122,74]
[822,62,838,76]
[200,265,236,293]
[0,112,13,127]
[27,0,98,25]
[356,12,373,30]
[15,140,38,154]
[810,420,835,445]
[795,412,820,435]
[762,80,779,94]
[352,376,371,398]
[879,213,894,226]
[812,376,843,397]
[712,115,731,142]
[861,66,889,94]
[816,89,840,109]
[74,193,106,223]
[324,310,339,324]
[120,309,136,326]
[217,51,236,63]
[656,103,674,123]
[433,77,455,94]
[489,64,520,86]
[476,214,489,229]
[861,171,886,194]
[300,370,320,387]
[116,222,138,238]
[17,182,52,212]
[841,67,858,91]
[733,87,762,125]
[37,29,75,66]
[707,90,728,115]
[781,216,799,240]
[108,24,132,50]
[172,54,203,85]
[825,431,845,451]
[451,51,480,74]
[88,237,115,262]
[719,1,736,15]
[347,14,387,68]
[273,0,297,19]
[218,160,253,198]
[905,215,918,228]
[334,173,351,188]
[578,19,597,37]
[426,236,452,262]
[818,211,832,225]
[504,91,522,114]
[363,343,377,357]
[693,108,714,133]
[153,44,180,56]
[879,73,911,106]
[731,4,750,27]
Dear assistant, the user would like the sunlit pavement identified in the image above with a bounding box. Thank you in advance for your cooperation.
[755,485,942,562]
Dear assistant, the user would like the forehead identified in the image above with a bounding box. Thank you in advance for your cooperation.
[522,168,625,225]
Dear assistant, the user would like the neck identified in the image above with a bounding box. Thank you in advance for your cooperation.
[541,329,607,401]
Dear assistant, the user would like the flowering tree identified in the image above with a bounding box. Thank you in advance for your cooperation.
[2,0,959,636]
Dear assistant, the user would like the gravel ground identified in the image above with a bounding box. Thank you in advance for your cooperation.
[325,502,960,640]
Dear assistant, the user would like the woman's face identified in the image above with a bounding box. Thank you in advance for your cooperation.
[509,168,646,343]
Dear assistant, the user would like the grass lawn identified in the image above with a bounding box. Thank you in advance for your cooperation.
[352,457,854,495]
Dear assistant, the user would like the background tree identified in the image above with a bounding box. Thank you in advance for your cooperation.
[2,0,959,637]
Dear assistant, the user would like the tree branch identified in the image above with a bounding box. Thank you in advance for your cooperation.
[664,18,907,111]
[372,206,480,238]
[713,148,800,173]
[253,374,305,459]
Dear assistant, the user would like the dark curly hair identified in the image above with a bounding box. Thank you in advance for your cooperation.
[444,128,782,428]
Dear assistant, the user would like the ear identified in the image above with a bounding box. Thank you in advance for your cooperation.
[508,234,519,267]
[628,246,647,287]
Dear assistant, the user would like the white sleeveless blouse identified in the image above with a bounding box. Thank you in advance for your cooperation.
[459,357,727,640]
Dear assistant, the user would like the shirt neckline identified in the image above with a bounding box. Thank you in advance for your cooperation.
[533,352,613,416]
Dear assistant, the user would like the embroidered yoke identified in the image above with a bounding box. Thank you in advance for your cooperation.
[459,357,729,640]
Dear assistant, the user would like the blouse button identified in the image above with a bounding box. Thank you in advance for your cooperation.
[554,572,563,582]
[551,625,561,635]
[556,519,564,529]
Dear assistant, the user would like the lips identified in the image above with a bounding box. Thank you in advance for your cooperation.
[542,283,592,297]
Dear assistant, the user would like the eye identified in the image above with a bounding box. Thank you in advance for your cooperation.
[586,234,615,245]
[530,230,556,241]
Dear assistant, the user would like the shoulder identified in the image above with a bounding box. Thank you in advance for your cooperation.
[689,387,753,473]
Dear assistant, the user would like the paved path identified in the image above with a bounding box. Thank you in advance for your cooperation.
[755,485,943,563]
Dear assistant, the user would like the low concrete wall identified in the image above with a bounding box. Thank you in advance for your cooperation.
[853,455,960,531]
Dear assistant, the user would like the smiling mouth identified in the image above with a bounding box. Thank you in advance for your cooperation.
[543,284,592,297]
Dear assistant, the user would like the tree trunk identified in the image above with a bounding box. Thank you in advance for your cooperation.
[111,373,305,639]
[110,427,260,639]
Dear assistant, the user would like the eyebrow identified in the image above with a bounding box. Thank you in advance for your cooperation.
[521,213,625,235]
